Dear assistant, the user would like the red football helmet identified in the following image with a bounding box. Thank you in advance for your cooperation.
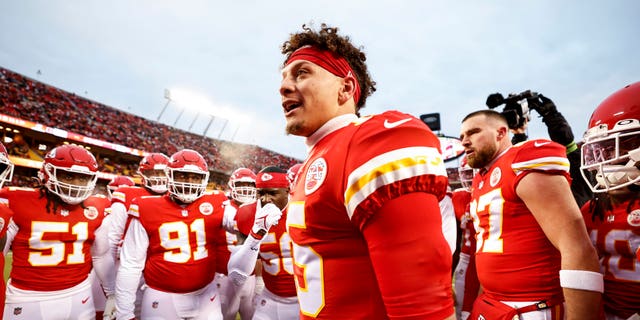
[228,168,256,204]
[0,143,14,188]
[581,82,640,192]
[137,153,169,194]
[457,155,477,191]
[166,149,209,203]
[287,163,303,191]
[107,175,135,199]
[39,144,98,205]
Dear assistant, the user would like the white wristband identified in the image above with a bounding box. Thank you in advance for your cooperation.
[559,269,604,293]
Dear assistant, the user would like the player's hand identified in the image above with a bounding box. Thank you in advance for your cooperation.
[103,295,116,320]
[532,94,558,118]
[250,200,282,240]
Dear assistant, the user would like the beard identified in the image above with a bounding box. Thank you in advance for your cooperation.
[467,143,497,169]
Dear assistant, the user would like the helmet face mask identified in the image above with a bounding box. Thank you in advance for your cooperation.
[581,123,640,193]
[228,168,256,204]
[137,153,169,194]
[0,144,14,188]
[457,155,477,190]
[166,150,209,203]
[40,145,98,205]
[581,82,640,193]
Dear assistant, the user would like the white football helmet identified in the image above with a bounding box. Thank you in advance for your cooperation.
[581,82,640,193]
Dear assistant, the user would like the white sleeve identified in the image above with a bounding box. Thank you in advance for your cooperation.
[3,218,17,255]
[227,235,261,287]
[222,202,238,232]
[439,195,457,255]
[92,215,116,296]
[115,218,148,320]
[108,202,128,257]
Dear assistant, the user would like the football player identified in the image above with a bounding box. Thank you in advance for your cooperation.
[450,156,480,320]
[460,110,601,319]
[218,167,258,320]
[1,144,114,320]
[103,153,169,319]
[580,82,640,320]
[115,149,229,319]
[0,142,15,319]
[280,23,454,319]
[227,166,297,320]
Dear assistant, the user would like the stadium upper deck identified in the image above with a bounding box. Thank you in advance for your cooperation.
[0,66,299,179]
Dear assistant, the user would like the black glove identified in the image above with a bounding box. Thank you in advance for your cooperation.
[531,94,558,119]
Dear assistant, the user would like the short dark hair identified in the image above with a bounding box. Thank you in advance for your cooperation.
[462,109,508,125]
[281,23,376,113]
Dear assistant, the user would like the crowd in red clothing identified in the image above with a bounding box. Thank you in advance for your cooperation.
[0,66,299,174]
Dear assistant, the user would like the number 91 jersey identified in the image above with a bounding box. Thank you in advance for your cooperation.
[470,139,569,301]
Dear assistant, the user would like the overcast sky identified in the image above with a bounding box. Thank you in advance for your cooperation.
[1,1,638,162]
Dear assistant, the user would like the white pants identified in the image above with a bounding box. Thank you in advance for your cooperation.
[214,273,256,320]
[251,288,299,320]
[140,281,222,320]
[4,277,95,320]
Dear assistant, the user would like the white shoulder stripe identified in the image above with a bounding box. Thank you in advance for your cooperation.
[512,156,570,173]
[345,146,446,218]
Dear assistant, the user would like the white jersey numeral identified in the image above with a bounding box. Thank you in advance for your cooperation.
[470,189,505,253]
[159,218,208,263]
[28,221,89,266]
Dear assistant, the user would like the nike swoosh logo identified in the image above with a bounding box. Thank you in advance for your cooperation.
[81,297,90,304]
[210,294,217,302]
[534,141,551,147]
[383,118,411,129]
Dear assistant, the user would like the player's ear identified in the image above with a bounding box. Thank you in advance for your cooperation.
[338,74,357,105]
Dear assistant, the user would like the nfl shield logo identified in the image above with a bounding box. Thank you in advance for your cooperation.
[152,301,159,309]
[13,307,22,315]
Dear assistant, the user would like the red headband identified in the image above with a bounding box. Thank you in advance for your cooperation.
[286,46,361,105]
[256,172,289,189]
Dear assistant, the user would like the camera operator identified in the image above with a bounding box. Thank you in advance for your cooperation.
[487,92,592,207]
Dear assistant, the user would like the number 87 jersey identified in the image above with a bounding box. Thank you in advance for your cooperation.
[469,139,569,301]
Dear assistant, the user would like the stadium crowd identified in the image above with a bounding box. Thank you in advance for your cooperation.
[0,66,299,175]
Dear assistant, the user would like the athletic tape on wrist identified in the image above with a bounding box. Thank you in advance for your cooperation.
[559,269,604,293]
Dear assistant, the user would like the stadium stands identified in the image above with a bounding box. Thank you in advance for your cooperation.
[0,66,300,185]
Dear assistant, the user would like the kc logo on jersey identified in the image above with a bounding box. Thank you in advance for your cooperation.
[628,209,640,227]
[199,202,213,215]
[84,207,99,220]
[305,157,327,195]
[489,167,502,188]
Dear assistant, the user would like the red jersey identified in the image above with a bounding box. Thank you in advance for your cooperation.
[452,188,475,255]
[131,191,228,293]
[112,186,154,209]
[287,111,452,319]
[582,199,640,318]
[470,139,569,301]
[0,187,108,291]
[0,189,14,317]
[236,202,296,297]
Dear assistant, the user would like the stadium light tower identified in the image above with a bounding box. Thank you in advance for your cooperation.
[157,89,172,121]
